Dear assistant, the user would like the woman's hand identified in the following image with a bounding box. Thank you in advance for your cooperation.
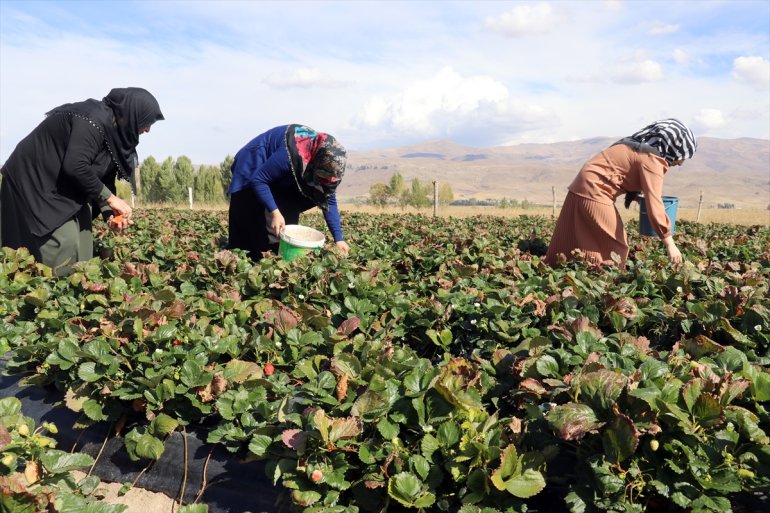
[335,240,350,257]
[663,236,683,265]
[106,194,132,217]
[270,209,285,238]
[107,214,133,232]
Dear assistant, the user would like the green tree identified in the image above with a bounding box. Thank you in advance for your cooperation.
[138,156,162,203]
[438,183,454,206]
[174,156,195,203]
[368,183,391,207]
[388,172,405,196]
[402,178,430,208]
[220,155,234,195]
[154,157,177,203]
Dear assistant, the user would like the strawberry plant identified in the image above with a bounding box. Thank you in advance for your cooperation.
[1,210,768,512]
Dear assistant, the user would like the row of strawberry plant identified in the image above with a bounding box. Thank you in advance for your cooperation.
[1,210,768,512]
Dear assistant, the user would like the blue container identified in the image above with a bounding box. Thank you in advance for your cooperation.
[639,196,679,237]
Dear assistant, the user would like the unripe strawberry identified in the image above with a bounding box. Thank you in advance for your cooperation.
[1,454,15,467]
[17,424,29,437]
[737,469,755,479]
[311,469,323,483]
[649,439,659,451]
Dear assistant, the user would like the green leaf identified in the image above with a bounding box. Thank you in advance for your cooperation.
[179,505,209,513]
[82,399,107,421]
[421,433,440,459]
[248,434,273,457]
[410,454,431,481]
[23,287,49,308]
[376,418,399,439]
[750,370,770,402]
[291,489,322,507]
[40,449,94,473]
[0,397,22,417]
[578,370,627,413]
[692,393,724,429]
[546,403,603,441]
[223,359,262,383]
[504,468,546,498]
[387,472,434,508]
[629,386,662,410]
[535,355,560,378]
[0,493,37,513]
[149,413,179,437]
[124,429,165,461]
[491,445,520,491]
[437,421,460,447]
[351,389,390,420]
[77,362,102,382]
[682,378,704,412]
[602,415,639,463]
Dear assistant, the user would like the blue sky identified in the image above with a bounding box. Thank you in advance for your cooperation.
[1,0,768,164]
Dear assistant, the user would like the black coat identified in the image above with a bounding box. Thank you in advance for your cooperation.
[1,113,114,237]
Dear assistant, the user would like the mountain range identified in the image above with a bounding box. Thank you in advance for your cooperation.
[338,137,770,209]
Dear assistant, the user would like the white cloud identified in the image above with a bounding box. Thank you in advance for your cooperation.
[693,108,727,133]
[648,22,680,35]
[612,60,663,84]
[672,48,689,65]
[353,67,554,145]
[732,56,770,89]
[263,67,347,89]
[485,2,558,37]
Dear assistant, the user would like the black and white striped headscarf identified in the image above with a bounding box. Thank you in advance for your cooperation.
[628,118,697,163]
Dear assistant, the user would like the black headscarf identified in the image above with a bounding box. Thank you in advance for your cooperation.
[46,87,164,187]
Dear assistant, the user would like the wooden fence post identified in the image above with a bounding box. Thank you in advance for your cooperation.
[696,190,703,222]
[552,186,556,219]
[432,181,438,218]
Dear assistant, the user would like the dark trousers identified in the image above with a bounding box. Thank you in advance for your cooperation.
[228,188,309,261]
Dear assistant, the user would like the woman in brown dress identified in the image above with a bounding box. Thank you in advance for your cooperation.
[545,118,696,267]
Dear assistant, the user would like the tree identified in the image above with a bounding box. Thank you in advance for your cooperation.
[219,155,234,195]
[388,172,405,196]
[174,156,195,202]
[402,178,431,208]
[138,156,162,203]
[438,183,454,206]
[368,183,391,207]
[194,165,225,203]
[154,157,177,203]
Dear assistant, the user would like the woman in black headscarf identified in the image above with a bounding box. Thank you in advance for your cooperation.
[0,87,164,273]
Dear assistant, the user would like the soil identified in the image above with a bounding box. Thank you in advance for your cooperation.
[70,471,199,513]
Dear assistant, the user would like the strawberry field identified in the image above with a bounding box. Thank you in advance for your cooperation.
[1,210,769,513]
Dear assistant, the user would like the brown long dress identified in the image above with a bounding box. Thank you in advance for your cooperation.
[545,143,672,267]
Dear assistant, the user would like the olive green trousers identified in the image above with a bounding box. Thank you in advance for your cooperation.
[1,179,93,275]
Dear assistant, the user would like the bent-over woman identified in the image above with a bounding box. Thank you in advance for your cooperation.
[545,118,696,267]
[1,87,164,273]
[227,124,349,260]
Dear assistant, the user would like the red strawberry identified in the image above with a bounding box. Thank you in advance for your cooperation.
[265,363,275,376]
